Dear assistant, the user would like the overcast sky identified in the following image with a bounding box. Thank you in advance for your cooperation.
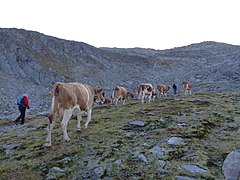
[1,0,240,50]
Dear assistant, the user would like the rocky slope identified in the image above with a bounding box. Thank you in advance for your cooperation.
[0,28,240,119]
[0,92,240,179]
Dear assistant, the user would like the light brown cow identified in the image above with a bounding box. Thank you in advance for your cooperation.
[182,81,192,95]
[112,86,127,105]
[156,84,171,97]
[138,83,153,104]
[44,82,105,147]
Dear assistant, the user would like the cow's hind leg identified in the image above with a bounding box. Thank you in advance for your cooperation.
[82,108,92,130]
[123,99,126,105]
[189,90,192,95]
[76,111,82,131]
[61,108,73,141]
[148,93,152,102]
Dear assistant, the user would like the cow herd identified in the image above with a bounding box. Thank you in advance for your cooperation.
[44,81,192,147]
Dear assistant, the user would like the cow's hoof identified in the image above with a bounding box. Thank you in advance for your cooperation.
[44,143,51,148]
[64,137,71,142]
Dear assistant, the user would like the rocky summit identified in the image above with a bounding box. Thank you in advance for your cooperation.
[0,28,240,119]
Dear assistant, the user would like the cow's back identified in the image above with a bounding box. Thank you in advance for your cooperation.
[52,82,94,111]
[113,86,127,98]
[157,84,163,92]
[157,84,169,92]
[74,83,95,111]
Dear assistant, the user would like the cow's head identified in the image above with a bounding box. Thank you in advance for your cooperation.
[94,86,105,104]
[142,84,152,92]
[114,86,120,91]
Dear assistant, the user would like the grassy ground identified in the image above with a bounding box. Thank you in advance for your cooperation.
[0,92,240,179]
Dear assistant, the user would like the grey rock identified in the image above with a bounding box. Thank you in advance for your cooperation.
[159,118,166,123]
[182,164,208,173]
[94,166,104,176]
[167,137,185,146]
[149,146,165,157]
[222,150,240,180]
[147,112,156,116]
[51,166,65,173]
[178,123,187,128]
[5,149,13,155]
[57,157,72,163]
[126,132,134,138]
[113,159,122,166]
[158,160,166,168]
[3,143,21,150]
[138,153,148,164]
[176,176,196,180]
[129,120,146,127]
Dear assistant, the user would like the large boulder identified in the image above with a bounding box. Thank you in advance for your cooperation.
[222,150,240,180]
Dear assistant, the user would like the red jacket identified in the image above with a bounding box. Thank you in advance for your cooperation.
[22,96,29,108]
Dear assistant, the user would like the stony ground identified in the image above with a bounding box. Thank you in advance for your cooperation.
[0,92,240,179]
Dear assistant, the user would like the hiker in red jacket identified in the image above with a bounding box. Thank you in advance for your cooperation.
[15,94,30,125]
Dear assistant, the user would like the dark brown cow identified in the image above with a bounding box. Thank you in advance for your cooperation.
[126,91,135,99]
[112,86,127,105]
[182,81,192,95]
[156,84,171,97]
[103,98,112,104]
[44,82,105,147]
[138,83,153,104]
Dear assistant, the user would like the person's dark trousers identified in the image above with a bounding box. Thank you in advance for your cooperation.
[15,105,26,124]
[173,89,177,95]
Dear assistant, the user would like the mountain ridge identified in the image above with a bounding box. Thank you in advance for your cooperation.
[0,28,239,119]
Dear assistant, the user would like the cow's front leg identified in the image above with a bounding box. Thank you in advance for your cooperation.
[61,109,73,141]
[82,108,92,130]
[44,122,54,147]
[141,94,145,104]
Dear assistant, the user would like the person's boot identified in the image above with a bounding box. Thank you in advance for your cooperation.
[14,120,19,125]
[20,119,24,125]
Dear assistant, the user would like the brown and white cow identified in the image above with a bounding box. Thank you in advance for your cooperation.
[138,83,153,104]
[112,86,127,105]
[182,81,192,95]
[156,84,171,97]
[44,82,105,147]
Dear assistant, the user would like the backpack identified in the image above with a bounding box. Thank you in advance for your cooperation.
[17,95,23,105]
